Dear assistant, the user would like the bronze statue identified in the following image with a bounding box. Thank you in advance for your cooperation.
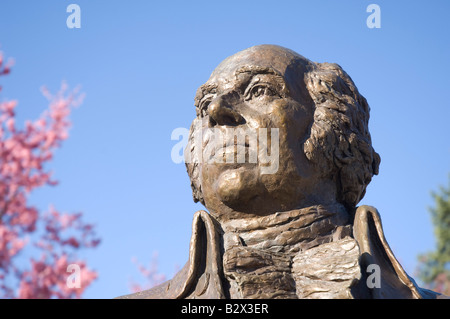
[118,45,445,299]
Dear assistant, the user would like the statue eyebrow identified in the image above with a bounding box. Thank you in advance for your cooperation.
[235,66,288,97]
[200,83,218,95]
[194,66,287,109]
[196,83,217,100]
[195,83,218,107]
[234,65,282,77]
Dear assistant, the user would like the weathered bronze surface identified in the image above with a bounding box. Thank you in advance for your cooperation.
[118,45,446,299]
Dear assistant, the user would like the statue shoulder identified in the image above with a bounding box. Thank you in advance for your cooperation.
[116,210,225,299]
[353,205,443,299]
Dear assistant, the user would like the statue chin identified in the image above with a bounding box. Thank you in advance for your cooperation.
[216,168,264,210]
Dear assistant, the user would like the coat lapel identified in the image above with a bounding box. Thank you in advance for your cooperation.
[353,205,440,299]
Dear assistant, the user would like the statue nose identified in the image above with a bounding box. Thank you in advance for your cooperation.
[208,96,245,127]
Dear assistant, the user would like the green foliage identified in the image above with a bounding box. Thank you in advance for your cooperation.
[417,175,450,293]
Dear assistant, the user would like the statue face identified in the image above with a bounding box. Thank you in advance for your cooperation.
[192,45,337,219]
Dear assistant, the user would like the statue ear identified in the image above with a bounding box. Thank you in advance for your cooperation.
[353,205,440,299]
[175,210,225,299]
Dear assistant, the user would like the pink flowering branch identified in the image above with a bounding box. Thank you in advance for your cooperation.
[0,49,99,299]
[128,252,167,293]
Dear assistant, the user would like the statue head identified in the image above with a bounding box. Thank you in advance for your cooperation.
[185,45,380,221]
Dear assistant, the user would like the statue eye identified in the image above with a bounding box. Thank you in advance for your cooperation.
[247,84,276,100]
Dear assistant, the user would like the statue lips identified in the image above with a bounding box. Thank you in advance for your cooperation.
[223,140,251,164]
[202,128,253,165]
[206,145,253,169]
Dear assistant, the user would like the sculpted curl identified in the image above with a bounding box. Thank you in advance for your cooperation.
[304,62,381,209]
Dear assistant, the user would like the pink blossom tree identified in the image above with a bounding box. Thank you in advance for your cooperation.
[128,252,167,293]
[0,50,100,299]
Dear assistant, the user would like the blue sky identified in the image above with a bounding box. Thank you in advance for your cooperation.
[0,1,449,298]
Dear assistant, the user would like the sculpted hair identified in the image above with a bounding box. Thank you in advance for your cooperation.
[185,61,381,209]
[304,62,380,208]
[185,117,204,204]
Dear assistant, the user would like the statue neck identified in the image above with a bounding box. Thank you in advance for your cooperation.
[220,203,352,255]
[220,203,354,298]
